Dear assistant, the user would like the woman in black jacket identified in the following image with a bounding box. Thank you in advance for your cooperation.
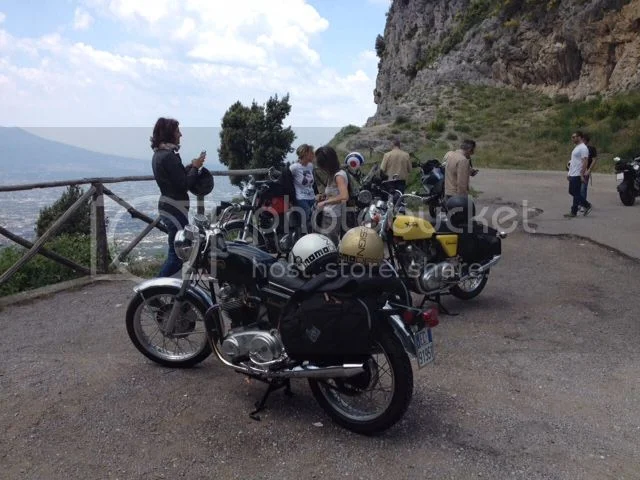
[151,117,205,277]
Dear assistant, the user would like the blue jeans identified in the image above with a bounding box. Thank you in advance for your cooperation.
[580,175,590,201]
[158,212,188,277]
[295,199,315,233]
[568,176,590,215]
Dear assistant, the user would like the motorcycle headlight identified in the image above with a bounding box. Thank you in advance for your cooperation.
[634,164,640,171]
[242,184,256,201]
[357,190,372,205]
[613,157,621,163]
[173,225,199,261]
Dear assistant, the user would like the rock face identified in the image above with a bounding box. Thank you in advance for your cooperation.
[369,0,640,125]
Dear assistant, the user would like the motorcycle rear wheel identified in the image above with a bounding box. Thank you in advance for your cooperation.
[125,286,211,368]
[619,190,636,206]
[450,271,489,300]
[308,325,413,436]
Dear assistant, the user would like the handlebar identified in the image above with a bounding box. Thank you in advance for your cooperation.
[213,230,228,254]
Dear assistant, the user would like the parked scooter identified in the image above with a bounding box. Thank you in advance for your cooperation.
[614,155,640,206]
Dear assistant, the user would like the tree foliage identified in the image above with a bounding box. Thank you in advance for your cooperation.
[36,185,91,238]
[218,94,296,186]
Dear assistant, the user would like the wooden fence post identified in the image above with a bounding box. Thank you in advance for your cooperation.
[91,183,109,275]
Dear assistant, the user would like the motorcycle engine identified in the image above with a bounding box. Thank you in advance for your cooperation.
[398,243,457,294]
[218,283,260,330]
[221,329,284,365]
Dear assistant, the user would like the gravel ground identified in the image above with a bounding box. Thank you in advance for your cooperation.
[1,231,639,480]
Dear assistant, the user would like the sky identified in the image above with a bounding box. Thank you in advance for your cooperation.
[0,0,390,159]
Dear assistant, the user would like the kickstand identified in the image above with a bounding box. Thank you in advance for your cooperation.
[421,293,458,316]
[249,379,293,421]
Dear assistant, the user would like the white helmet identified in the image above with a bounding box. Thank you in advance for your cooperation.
[288,233,338,275]
[345,151,365,170]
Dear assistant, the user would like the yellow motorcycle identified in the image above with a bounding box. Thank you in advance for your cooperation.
[359,181,505,303]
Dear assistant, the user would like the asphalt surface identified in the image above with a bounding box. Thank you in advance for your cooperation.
[471,169,640,259]
[2,168,640,479]
[1,230,639,480]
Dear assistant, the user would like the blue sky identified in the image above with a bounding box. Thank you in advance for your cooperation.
[0,0,390,157]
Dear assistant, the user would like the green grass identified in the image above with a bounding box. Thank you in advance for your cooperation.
[0,234,92,296]
[332,85,640,174]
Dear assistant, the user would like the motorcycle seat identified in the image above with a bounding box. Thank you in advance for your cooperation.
[267,260,307,293]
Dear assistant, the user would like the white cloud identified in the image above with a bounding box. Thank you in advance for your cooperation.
[1,1,379,129]
[73,8,94,30]
[107,0,176,24]
[172,17,196,41]
[0,12,6,24]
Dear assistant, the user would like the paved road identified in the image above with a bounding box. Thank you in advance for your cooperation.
[1,232,639,479]
[471,169,640,259]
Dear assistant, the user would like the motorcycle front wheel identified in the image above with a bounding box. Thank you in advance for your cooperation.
[125,286,212,368]
[308,325,413,436]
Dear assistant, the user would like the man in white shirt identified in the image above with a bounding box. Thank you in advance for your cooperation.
[565,131,592,217]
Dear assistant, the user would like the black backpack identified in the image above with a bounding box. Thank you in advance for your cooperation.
[278,162,296,198]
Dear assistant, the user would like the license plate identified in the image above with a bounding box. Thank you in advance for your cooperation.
[414,328,434,368]
[616,173,624,182]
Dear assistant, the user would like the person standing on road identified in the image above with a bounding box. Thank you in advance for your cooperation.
[151,117,206,277]
[381,138,412,192]
[444,139,477,199]
[565,131,592,218]
[581,133,597,202]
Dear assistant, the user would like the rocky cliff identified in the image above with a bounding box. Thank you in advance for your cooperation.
[369,0,640,125]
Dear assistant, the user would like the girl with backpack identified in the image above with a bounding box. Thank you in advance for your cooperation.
[315,146,349,246]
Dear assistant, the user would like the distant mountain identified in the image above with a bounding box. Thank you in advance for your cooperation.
[0,127,150,184]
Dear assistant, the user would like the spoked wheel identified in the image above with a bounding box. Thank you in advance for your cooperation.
[450,271,489,300]
[308,326,413,435]
[125,286,211,368]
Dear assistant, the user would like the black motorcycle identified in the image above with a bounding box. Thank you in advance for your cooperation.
[219,173,302,255]
[416,159,446,219]
[614,155,640,206]
[125,204,439,435]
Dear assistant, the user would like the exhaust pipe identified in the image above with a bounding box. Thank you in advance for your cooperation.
[475,254,502,273]
[247,363,365,379]
[209,336,366,380]
[455,255,502,284]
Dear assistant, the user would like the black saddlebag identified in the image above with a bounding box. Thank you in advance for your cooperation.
[279,292,372,362]
[457,232,501,264]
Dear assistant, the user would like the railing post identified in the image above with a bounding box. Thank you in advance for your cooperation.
[91,182,108,275]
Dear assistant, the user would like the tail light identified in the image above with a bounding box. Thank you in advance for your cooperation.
[402,307,439,328]
[402,309,414,324]
[422,308,439,328]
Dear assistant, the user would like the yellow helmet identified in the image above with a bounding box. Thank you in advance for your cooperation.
[338,226,385,266]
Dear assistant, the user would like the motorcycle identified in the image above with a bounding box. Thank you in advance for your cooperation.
[359,184,506,303]
[219,172,302,255]
[125,204,439,435]
[416,159,446,219]
[614,155,640,206]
